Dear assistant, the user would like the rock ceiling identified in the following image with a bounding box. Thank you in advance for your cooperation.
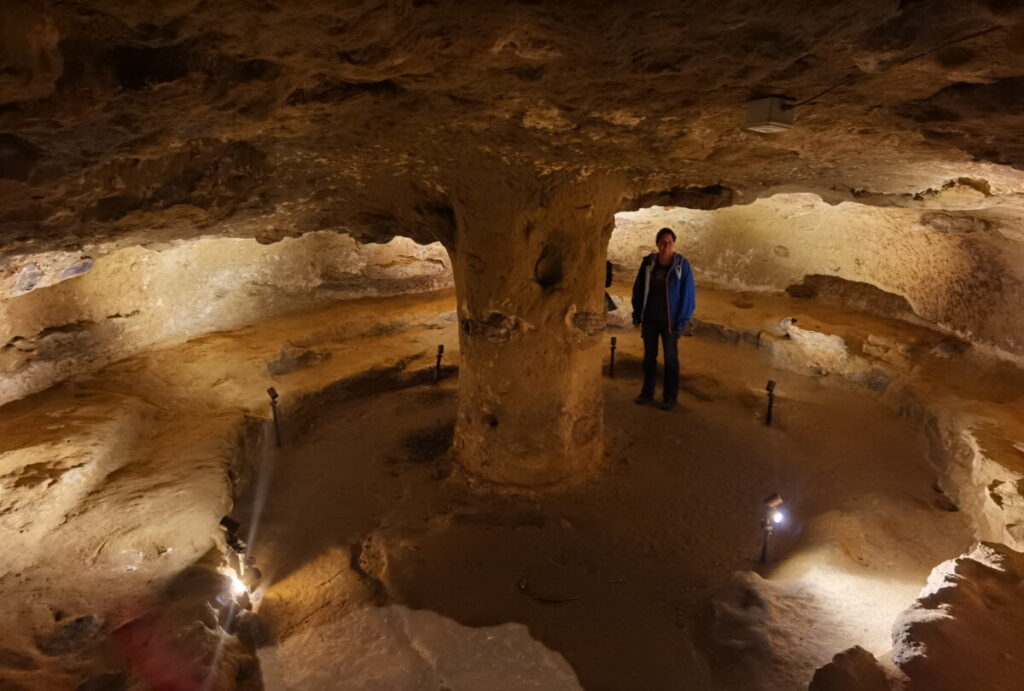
[1,0,1023,255]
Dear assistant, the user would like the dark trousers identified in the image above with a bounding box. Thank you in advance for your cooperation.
[640,320,679,403]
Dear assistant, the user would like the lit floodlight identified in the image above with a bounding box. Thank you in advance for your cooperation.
[760,493,786,564]
[229,573,247,597]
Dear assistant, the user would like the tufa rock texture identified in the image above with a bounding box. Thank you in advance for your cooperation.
[0,231,451,405]
[259,605,583,690]
[809,646,891,691]
[891,542,1024,691]
[0,0,1022,489]
[447,167,623,485]
[0,0,1023,257]
[611,195,1024,361]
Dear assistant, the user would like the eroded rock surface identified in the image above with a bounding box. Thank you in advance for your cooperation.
[259,605,582,691]
[1,0,1022,495]
[2,1,1023,258]
[610,195,1024,361]
[0,1,1022,682]
[809,646,891,691]
[448,168,622,485]
[0,280,1018,689]
[921,397,1024,552]
[0,231,451,405]
[0,289,462,690]
[706,493,970,690]
[891,542,1024,691]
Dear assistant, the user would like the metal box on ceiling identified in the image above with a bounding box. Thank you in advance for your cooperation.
[745,97,795,133]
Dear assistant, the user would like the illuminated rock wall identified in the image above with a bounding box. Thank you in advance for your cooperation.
[610,194,1024,361]
[0,232,451,405]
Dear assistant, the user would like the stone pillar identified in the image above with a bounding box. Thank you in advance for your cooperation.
[446,170,624,486]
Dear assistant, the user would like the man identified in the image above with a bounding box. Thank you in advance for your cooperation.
[631,227,696,411]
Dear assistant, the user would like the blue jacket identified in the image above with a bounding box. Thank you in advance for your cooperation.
[631,253,696,331]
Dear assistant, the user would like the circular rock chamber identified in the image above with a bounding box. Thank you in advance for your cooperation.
[1,2,1022,690]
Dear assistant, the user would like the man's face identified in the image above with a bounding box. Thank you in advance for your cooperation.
[657,234,675,256]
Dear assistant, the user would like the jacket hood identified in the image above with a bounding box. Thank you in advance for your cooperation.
[644,252,684,267]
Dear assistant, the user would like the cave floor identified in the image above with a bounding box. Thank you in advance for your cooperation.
[238,314,974,690]
[3,284,1022,689]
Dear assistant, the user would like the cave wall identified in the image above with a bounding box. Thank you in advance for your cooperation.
[0,231,451,405]
[610,194,1024,361]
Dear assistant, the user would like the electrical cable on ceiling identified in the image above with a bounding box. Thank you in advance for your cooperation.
[791,24,1002,108]
[791,74,859,108]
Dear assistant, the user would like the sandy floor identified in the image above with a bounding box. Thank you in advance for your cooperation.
[4,283,1017,689]
[236,319,973,690]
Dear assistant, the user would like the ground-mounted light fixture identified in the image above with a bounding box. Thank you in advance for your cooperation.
[434,344,445,383]
[219,516,263,608]
[744,96,795,134]
[267,387,282,448]
[760,493,786,564]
